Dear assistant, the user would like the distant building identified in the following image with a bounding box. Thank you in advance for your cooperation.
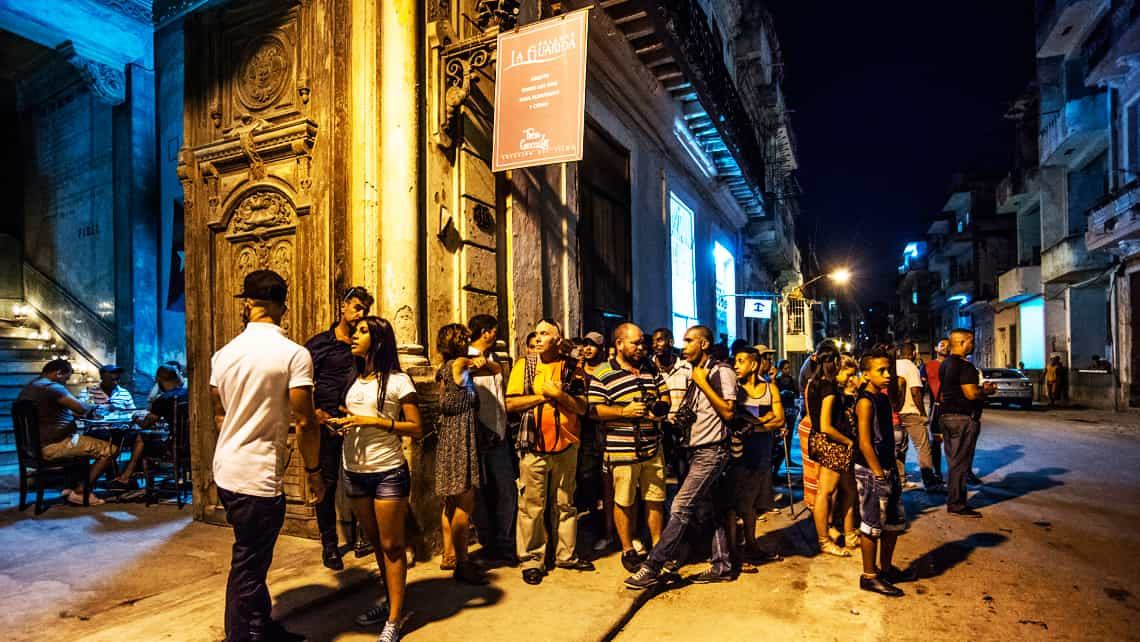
[1033,0,1119,408]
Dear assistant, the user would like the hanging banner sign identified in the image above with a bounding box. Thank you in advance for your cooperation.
[492,8,589,172]
[743,298,773,319]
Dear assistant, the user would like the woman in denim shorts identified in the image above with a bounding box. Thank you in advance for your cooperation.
[327,316,422,642]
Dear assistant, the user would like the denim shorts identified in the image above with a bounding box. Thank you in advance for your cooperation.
[343,464,411,500]
[854,464,907,537]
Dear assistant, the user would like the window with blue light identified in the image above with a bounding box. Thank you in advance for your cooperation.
[957,220,964,233]
[1019,297,1045,369]
[714,241,737,344]
[670,194,699,340]
[912,290,918,305]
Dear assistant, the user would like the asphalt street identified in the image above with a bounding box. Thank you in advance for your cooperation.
[2,407,1138,641]
[281,407,1140,641]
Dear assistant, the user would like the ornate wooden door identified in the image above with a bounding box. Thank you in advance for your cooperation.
[179,0,347,535]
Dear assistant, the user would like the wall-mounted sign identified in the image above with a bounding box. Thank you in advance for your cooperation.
[743,298,773,319]
[492,8,589,172]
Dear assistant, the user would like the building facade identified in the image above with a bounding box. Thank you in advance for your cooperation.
[1079,0,1140,409]
[1034,0,1120,408]
[0,0,804,535]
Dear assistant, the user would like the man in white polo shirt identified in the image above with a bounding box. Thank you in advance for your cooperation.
[210,269,324,642]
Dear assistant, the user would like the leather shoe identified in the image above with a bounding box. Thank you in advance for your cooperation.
[859,574,904,597]
[555,558,596,572]
[322,547,344,571]
[883,565,917,583]
[522,568,545,585]
[949,507,983,518]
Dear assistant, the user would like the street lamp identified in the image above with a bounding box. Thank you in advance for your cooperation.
[788,268,852,299]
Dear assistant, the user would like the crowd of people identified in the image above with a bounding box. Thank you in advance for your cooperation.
[200,269,1001,642]
[17,357,189,506]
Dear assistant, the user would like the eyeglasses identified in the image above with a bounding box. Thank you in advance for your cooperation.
[343,287,359,304]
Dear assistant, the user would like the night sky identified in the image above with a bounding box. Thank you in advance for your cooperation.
[769,1,1037,304]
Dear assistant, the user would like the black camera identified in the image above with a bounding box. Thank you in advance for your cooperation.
[648,396,671,419]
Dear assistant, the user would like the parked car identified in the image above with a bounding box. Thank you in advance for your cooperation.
[980,368,1034,408]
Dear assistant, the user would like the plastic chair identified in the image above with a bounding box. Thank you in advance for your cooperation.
[13,399,92,514]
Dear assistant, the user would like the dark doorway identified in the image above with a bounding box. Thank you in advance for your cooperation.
[579,123,631,341]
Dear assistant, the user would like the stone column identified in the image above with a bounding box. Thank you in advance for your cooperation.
[349,0,380,297]
[379,0,429,370]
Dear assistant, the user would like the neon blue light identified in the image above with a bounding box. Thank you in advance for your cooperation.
[1019,297,1045,369]
[948,294,971,306]
[904,242,919,258]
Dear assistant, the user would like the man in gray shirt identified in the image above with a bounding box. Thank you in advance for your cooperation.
[625,325,737,588]
[17,358,117,505]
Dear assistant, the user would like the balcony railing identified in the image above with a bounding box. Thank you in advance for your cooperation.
[1039,92,1109,167]
[1087,180,1140,251]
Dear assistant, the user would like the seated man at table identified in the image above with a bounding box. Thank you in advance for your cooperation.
[17,359,117,506]
[79,364,135,411]
[107,365,190,490]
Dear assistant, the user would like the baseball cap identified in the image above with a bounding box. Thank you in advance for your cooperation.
[753,344,775,355]
[234,269,288,303]
[99,364,124,375]
[581,331,605,347]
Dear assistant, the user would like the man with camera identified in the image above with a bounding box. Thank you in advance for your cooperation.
[625,325,738,588]
[589,323,671,572]
[506,318,592,585]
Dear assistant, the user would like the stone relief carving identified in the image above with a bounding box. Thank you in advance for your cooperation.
[231,191,295,233]
[56,43,126,106]
[225,114,271,181]
[201,162,220,213]
[237,35,291,111]
[291,139,314,192]
[427,0,450,22]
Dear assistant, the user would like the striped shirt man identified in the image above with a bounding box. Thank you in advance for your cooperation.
[588,359,668,463]
[80,382,135,411]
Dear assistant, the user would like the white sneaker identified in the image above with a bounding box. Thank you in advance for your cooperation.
[66,491,105,506]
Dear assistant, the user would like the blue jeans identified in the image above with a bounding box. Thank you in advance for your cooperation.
[647,443,730,575]
[218,488,285,642]
[473,437,518,553]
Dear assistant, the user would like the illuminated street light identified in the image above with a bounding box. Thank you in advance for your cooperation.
[789,267,853,298]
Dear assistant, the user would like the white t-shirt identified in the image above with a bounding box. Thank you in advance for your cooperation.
[468,346,506,439]
[341,372,417,473]
[896,358,923,415]
[210,323,314,498]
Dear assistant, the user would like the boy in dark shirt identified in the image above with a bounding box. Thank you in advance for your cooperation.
[854,348,911,597]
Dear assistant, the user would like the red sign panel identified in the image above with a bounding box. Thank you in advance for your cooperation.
[492,9,589,172]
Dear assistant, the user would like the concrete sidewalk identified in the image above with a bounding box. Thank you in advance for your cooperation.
[0,482,640,642]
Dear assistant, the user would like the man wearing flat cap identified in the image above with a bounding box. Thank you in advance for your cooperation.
[210,269,325,642]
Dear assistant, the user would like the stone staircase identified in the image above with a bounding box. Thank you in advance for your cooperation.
[0,306,86,467]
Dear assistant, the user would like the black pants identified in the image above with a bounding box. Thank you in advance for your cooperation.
[218,487,286,642]
[316,430,343,549]
[939,414,980,512]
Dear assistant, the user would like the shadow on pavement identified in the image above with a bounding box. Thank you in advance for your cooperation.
[280,573,504,641]
[906,531,1008,579]
[972,444,1026,477]
[972,467,1068,509]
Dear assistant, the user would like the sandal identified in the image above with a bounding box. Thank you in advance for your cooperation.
[819,539,852,557]
[844,531,861,549]
[439,554,456,571]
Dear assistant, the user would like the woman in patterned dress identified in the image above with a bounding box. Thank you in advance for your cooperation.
[806,345,859,556]
[435,323,499,584]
